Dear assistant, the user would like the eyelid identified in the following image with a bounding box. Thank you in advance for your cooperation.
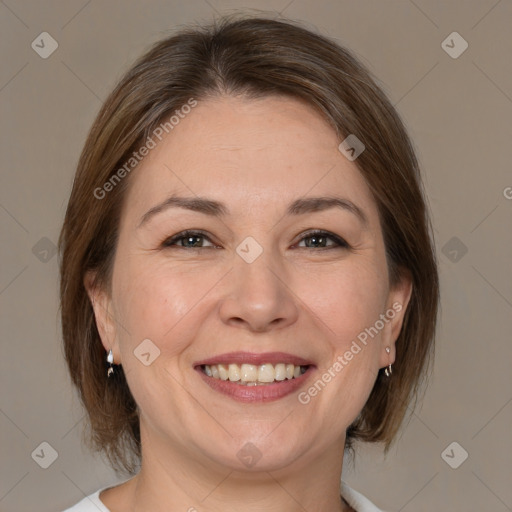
[294,229,350,249]
[162,229,216,248]
[162,229,350,250]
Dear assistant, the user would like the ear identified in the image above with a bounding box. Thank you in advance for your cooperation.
[84,270,121,364]
[379,267,413,368]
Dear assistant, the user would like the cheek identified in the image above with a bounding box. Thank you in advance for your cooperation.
[112,258,217,353]
[300,263,388,412]
[301,260,389,346]
[110,262,205,412]
[112,244,389,364]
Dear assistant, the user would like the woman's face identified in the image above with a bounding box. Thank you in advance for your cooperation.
[89,95,411,472]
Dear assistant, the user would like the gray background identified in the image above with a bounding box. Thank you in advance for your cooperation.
[1,1,511,511]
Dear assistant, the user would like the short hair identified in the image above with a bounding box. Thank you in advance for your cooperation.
[58,14,439,475]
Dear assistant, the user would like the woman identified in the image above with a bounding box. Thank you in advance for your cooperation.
[59,15,439,512]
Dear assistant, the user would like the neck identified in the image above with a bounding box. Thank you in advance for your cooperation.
[117,419,351,512]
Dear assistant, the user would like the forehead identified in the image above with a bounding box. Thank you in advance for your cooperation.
[122,95,380,225]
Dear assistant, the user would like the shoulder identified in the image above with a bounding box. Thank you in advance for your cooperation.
[341,480,390,512]
[61,489,111,512]
[63,481,385,512]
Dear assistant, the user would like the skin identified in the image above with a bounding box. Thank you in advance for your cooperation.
[86,95,412,512]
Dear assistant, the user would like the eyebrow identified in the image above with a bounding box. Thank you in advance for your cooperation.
[137,194,368,228]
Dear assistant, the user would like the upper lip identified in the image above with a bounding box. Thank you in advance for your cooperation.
[194,351,314,367]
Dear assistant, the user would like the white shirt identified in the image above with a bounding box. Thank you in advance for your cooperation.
[62,481,386,511]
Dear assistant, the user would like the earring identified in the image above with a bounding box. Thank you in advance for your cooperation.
[384,346,393,377]
[107,349,114,378]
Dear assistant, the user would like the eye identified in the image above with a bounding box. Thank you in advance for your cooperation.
[161,229,350,251]
[162,230,216,249]
[295,230,349,250]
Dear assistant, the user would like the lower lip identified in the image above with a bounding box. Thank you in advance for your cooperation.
[195,367,314,403]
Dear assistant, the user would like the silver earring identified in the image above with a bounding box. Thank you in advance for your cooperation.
[384,347,393,377]
[107,349,114,378]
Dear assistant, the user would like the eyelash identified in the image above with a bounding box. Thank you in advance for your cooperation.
[161,229,350,251]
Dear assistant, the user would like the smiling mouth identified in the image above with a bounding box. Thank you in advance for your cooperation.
[200,363,309,386]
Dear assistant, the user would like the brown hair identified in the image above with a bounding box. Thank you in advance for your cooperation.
[59,14,439,475]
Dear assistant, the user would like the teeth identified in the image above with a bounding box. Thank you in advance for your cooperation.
[241,364,258,382]
[275,363,286,381]
[228,364,241,381]
[218,364,229,380]
[201,363,308,384]
[258,364,275,383]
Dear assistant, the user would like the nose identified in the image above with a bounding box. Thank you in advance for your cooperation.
[218,252,299,333]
